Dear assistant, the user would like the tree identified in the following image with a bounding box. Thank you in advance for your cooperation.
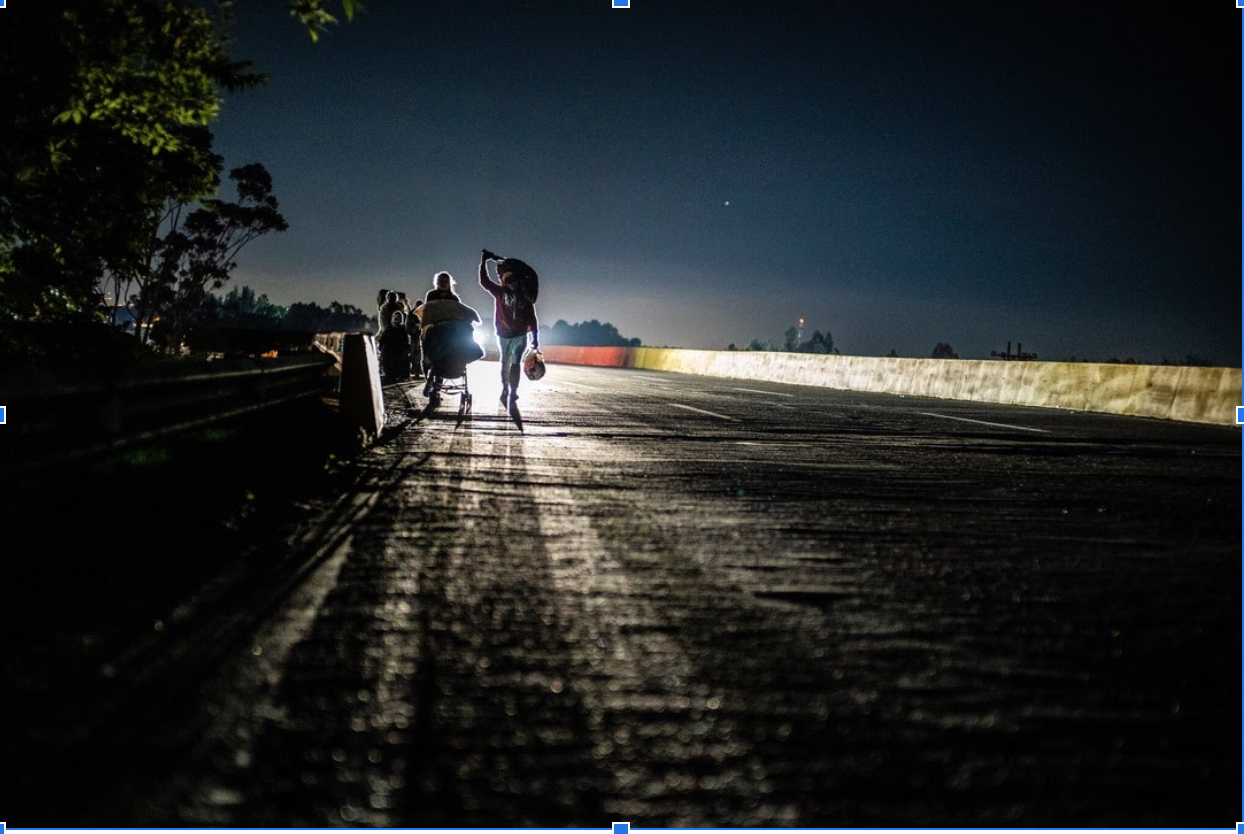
[138,163,288,351]
[801,330,834,355]
[284,300,372,332]
[239,0,365,41]
[931,342,959,359]
[197,289,371,333]
[1161,354,1216,367]
[540,319,641,347]
[199,285,286,329]
[0,0,361,323]
[0,0,256,322]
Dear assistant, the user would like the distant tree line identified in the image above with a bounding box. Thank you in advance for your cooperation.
[1137,355,1216,367]
[719,336,1222,367]
[727,326,837,355]
[196,285,371,333]
[540,319,641,347]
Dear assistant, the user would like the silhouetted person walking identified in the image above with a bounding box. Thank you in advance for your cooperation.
[479,250,539,415]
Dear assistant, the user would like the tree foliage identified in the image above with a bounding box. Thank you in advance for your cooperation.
[283,300,372,332]
[198,286,371,333]
[541,319,641,347]
[0,1,248,321]
[768,326,836,354]
[204,284,286,327]
[801,330,834,354]
[0,0,361,327]
[931,342,959,359]
[137,163,289,351]
[217,0,365,41]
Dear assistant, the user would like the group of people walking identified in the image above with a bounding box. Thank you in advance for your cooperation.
[377,250,543,415]
[375,288,423,381]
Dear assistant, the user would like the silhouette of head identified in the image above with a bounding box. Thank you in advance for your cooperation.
[434,271,455,291]
[498,260,517,285]
[498,258,533,287]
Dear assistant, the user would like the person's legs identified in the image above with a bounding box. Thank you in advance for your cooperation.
[499,336,510,405]
[423,326,447,397]
[507,361,521,409]
[498,335,528,410]
[409,330,423,379]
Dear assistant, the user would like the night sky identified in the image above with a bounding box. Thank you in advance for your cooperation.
[211,1,1240,363]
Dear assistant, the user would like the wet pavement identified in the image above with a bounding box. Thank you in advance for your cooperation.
[5,362,1240,826]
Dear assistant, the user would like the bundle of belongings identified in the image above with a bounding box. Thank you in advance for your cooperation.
[419,299,484,379]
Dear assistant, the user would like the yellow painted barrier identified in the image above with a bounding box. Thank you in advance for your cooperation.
[538,346,1240,426]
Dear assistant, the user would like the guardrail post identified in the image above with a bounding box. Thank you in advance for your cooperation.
[340,333,383,439]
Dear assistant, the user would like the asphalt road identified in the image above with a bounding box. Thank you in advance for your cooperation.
[10,362,1242,827]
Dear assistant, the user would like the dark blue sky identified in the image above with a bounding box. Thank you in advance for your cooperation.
[211,1,1240,363]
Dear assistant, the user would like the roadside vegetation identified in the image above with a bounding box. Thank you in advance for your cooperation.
[0,0,362,370]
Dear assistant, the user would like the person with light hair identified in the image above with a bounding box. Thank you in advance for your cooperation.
[424,271,460,304]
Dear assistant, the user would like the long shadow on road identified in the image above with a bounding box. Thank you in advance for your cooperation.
[194,415,610,826]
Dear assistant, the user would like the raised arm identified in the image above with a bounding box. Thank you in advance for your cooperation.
[480,249,498,290]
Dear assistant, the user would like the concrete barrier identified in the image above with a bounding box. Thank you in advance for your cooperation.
[538,346,1241,426]
[339,333,383,438]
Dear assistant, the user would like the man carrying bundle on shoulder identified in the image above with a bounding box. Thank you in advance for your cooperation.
[479,249,541,415]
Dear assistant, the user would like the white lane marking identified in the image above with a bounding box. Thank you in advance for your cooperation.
[732,387,795,398]
[918,412,1051,434]
[669,403,741,421]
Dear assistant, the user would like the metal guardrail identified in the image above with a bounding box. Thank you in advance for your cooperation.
[0,352,337,475]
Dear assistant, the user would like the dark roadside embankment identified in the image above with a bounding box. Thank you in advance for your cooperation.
[2,392,367,817]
